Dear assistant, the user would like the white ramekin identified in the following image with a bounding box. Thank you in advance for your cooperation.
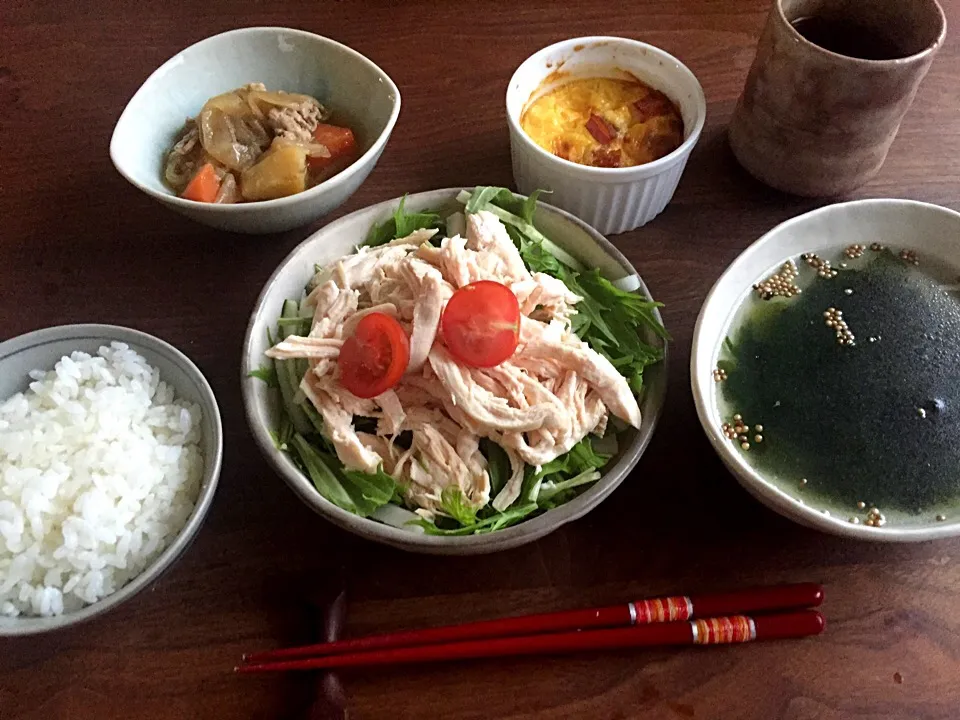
[506,37,706,235]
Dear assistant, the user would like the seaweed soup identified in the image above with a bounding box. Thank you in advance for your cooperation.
[716,245,960,527]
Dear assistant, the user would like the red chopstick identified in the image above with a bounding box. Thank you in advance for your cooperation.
[242,583,822,665]
[236,610,824,673]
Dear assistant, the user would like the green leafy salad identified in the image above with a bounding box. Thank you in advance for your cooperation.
[252,187,667,535]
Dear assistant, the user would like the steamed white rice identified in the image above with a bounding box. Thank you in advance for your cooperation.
[0,342,204,617]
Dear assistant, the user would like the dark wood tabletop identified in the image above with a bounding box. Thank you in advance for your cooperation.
[3,1,960,718]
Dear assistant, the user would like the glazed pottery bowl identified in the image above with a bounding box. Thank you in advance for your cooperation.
[0,324,223,635]
[729,0,946,196]
[110,27,401,234]
[692,199,960,541]
[242,188,667,554]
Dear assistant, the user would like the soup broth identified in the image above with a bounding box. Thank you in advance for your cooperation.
[716,246,960,526]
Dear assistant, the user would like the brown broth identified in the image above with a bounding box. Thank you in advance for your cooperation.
[791,15,911,61]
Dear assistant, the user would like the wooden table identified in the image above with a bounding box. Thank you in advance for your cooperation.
[2,1,959,718]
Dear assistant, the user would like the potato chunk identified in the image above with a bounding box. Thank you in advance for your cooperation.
[240,143,308,201]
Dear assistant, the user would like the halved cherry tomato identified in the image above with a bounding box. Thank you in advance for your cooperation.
[441,281,521,368]
[337,312,410,398]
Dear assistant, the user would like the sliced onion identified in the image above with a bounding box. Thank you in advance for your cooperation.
[164,152,198,190]
[236,115,271,150]
[164,155,196,190]
[202,89,249,115]
[246,93,266,119]
[180,86,330,183]
[371,505,424,533]
[249,89,325,111]
[302,142,332,159]
[196,87,276,170]
[213,173,240,204]
[199,107,268,171]
[592,433,620,456]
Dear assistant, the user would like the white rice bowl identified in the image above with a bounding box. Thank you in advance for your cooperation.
[0,342,204,617]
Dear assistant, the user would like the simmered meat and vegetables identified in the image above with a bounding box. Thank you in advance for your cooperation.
[164,84,358,203]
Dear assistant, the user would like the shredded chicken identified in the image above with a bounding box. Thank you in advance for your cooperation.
[408,273,451,372]
[267,216,644,517]
[512,272,582,323]
[300,373,381,473]
[466,211,530,281]
[517,317,643,429]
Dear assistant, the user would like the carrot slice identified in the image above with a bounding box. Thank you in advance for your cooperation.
[182,163,221,203]
[309,124,357,168]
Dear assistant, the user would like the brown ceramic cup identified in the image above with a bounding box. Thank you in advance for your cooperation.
[729,0,947,197]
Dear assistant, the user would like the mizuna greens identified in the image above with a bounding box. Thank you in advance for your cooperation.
[253,188,667,535]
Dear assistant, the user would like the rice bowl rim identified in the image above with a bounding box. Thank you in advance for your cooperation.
[0,323,223,636]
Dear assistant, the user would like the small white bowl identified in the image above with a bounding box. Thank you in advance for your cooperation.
[0,325,223,635]
[506,37,706,235]
[241,188,667,555]
[110,27,401,234]
[692,199,960,542]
